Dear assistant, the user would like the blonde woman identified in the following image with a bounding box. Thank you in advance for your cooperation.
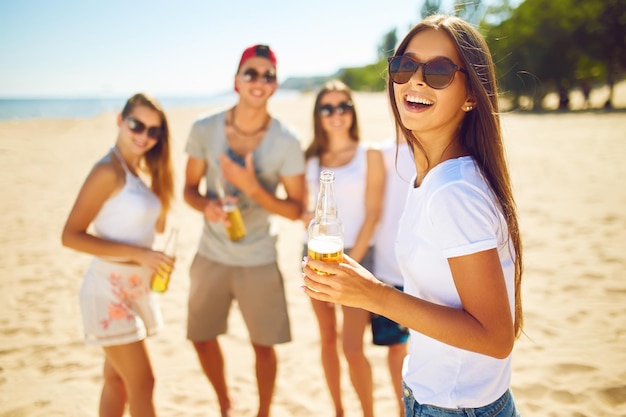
[62,93,174,417]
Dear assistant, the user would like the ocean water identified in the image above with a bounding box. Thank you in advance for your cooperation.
[0,90,300,121]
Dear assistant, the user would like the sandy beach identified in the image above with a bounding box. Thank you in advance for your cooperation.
[1,88,625,417]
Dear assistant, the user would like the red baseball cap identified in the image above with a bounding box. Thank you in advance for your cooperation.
[237,44,277,70]
[235,44,278,92]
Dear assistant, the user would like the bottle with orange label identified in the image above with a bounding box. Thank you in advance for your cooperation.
[307,170,344,274]
[150,228,178,293]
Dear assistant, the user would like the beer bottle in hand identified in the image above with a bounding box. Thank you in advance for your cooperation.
[150,228,178,293]
[215,179,246,241]
[307,170,344,274]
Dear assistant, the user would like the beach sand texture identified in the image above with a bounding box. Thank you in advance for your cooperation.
[1,89,625,416]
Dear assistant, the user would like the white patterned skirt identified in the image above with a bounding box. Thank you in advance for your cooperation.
[80,258,162,346]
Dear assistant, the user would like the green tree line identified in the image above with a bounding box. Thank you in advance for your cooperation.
[333,0,625,110]
[483,0,626,110]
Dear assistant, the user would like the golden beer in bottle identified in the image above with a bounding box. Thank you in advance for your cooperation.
[151,228,178,293]
[223,200,246,241]
[307,170,344,274]
[216,178,246,242]
[308,236,344,275]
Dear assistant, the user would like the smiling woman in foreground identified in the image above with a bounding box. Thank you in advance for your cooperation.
[302,14,523,417]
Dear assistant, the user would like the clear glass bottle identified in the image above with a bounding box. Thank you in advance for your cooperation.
[150,228,178,293]
[216,178,246,241]
[223,200,246,241]
[307,170,344,273]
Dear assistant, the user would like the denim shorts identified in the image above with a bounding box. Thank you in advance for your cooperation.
[402,382,521,417]
[371,286,409,346]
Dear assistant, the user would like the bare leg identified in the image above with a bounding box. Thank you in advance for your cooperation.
[99,357,127,417]
[102,341,156,417]
[192,339,233,417]
[388,343,408,417]
[253,344,277,417]
[342,306,374,417]
[311,299,344,417]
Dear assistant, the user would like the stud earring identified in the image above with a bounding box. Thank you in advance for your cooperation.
[465,106,473,111]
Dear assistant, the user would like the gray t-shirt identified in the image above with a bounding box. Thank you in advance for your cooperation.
[186,110,305,266]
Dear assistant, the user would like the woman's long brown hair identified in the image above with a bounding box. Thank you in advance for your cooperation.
[387,15,524,338]
[121,93,174,214]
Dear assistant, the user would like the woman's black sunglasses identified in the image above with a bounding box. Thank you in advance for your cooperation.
[241,68,277,84]
[318,101,354,117]
[125,116,164,140]
[388,55,467,89]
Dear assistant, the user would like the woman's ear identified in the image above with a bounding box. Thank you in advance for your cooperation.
[117,113,123,127]
[462,97,477,112]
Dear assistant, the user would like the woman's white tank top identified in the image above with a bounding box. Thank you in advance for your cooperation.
[92,147,161,248]
[305,145,371,248]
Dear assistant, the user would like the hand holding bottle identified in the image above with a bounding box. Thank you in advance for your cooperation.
[307,170,344,274]
[215,179,246,242]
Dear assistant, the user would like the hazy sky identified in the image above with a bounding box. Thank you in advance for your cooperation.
[0,0,474,98]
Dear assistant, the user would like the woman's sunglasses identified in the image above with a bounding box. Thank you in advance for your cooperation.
[125,116,164,140]
[388,55,467,89]
[318,101,354,117]
[240,68,277,84]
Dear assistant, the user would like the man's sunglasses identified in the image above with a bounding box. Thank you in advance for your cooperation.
[125,116,164,140]
[388,55,467,89]
[318,101,354,117]
[240,68,277,84]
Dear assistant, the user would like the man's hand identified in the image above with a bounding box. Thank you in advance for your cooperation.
[219,153,261,196]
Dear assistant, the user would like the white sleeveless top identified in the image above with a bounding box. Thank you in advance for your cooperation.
[305,145,371,248]
[373,140,414,286]
[92,147,162,248]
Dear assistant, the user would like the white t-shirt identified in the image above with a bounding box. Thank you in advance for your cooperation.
[373,139,414,287]
[396,156,515,408]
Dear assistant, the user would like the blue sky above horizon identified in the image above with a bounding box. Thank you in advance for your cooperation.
[1,0,487,98]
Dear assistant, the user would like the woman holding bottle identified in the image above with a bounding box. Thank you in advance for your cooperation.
[302,80,385,417]
[61,93,174,417]
[303,15,524,417]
